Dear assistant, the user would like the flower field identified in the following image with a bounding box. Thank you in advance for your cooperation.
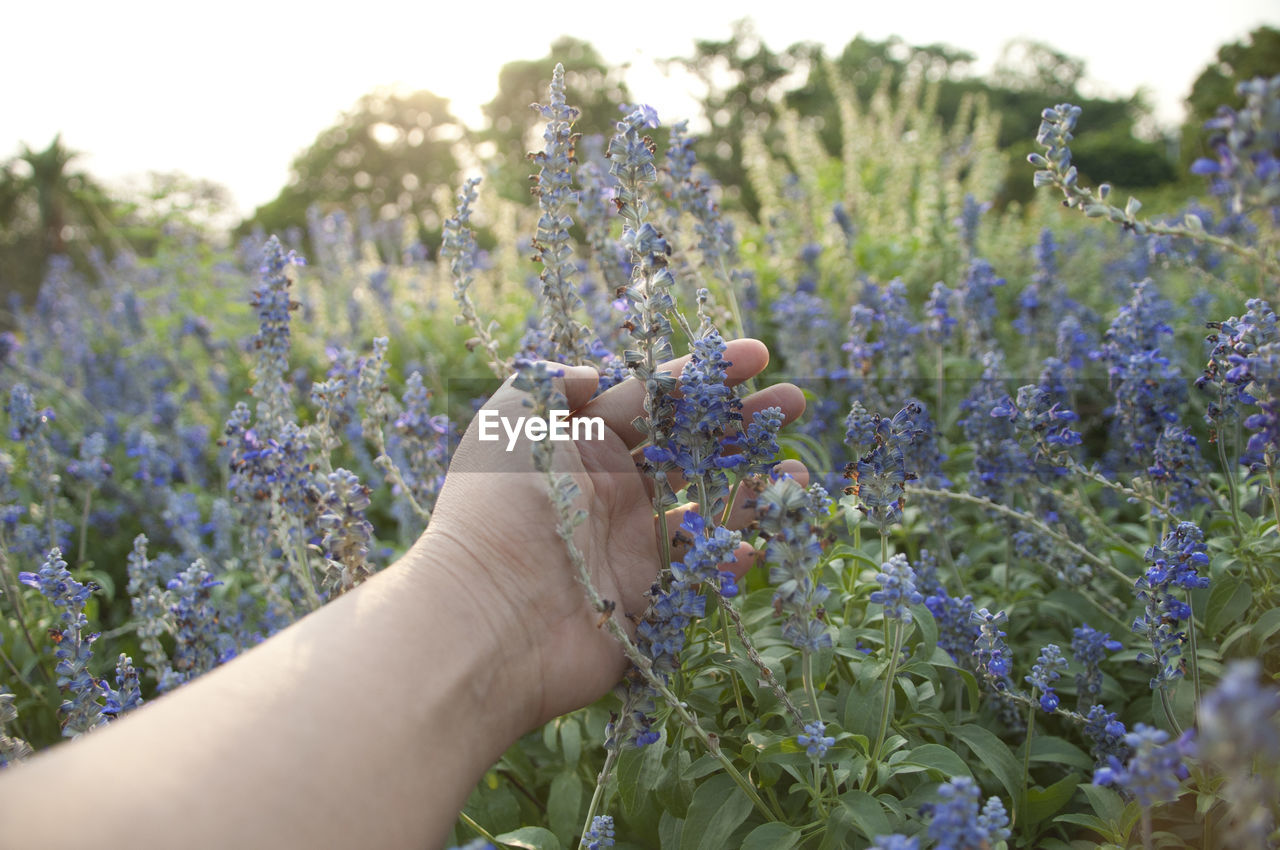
[1,63,1278,850]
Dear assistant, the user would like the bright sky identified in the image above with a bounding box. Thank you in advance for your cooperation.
[4,0,1277,218]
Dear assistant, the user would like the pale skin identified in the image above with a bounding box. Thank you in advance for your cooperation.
[0,338,806,849]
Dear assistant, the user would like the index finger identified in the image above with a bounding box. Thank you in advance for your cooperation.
[578,338,772,450]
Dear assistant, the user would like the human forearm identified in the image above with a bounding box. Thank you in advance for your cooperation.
[0,531,532,849]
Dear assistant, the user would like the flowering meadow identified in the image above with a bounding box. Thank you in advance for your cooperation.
[2,63,1280,850]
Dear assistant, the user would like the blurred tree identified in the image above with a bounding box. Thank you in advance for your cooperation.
[669,27,1171,214]
[481,36,630,200]
[665,19,820,215]
[1180,26,1280,170]
[241,89,464,252]
[116,172,237,254]
[989,40,1085,99]
[0,136,122,316]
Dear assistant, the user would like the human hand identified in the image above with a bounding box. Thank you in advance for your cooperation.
[421,339,806,730]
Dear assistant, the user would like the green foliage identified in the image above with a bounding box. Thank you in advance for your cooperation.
[0,136,126,317]
[480,36,630,202]
[666,23,1167,217]
[436,66,1280,850]
[5,25,1280,850]
[1181,26,1280,170]
[241,89,464,252]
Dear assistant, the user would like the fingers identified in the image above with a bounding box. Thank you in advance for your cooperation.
[663,459,810,572]
[640,382,807,498]
[560,364,602,412]
[582,339,773,449]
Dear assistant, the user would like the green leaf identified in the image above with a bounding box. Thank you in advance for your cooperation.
[656,750,695,819]
[914,603,938,657]
[494,826,563,850]
[560,717,582,766]
[900,743,972,779]
[617,733,665,815]
[835,789,892,840]
[659,811,683,850]
[1028,736,1093,771]
[682,754,723,781]
[844,677,883,739]
[1080,782,1125,823]
[1053,812,1115,840]
[952,725,1023,816]
[1205,575,1252,636]
[542,720,559,753]
[740,821,802,850]
[679,773,754,850]
[1219,621,1254,656]
[546,770,582,846]
[1252,606,1280,649]
[1023,773,1079,827]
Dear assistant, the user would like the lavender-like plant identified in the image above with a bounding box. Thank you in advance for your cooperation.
[530,65,591,365]
[19,547,106,736]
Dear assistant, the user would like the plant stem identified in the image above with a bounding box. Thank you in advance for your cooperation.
[1018,702,1037,828]
[1158,687,1183,737]
[545,467,778,823]
[865,618,904,790]
[907,486,1131,588]
[718,594,805,727]
[720,478,743,528]
[1217,434,1245,537]
[372,435,431,522]
[78,489,93,565]
[0,540,50,679]
[458,811,499,844]
[1185,591,1202,707]
[802,649,821,722]
[1004,536,1012,599]
[720,600,746,721]
[579,744,619,845]
[935,343,945,423]
[289,520,323,612]
[1267,459,1280,534]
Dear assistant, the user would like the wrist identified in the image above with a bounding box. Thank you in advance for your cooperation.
[407,527,546,738]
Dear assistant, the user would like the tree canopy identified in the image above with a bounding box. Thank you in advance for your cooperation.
[242,89,464,249]
[0,136,122,313]
[480,36,630,200]
[1180,26,1280,169]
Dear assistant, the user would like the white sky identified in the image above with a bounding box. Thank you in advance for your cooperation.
[3,0,1277,218]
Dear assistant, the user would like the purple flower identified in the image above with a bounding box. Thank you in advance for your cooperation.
[867,836,919,850]
[101,654,143,720]
[1025,644,1067,712]
[160,561,234,692]
[1083,703,1130,768]
[759,476,833,651]
[971,608,1012,687]
[797,720,834,758]
[666,325,744,513]
[582,814,615,849]
[1197,660,1280,848]
[22,548,106,736]
[925,584,978,665]
[0,687,32,767]
[1094,723,1195,808]
[871,554,924,623]
[248,236,305,430]
[925,776,1010,850]
[1071,624,1122,710]
[924,282,957,346]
